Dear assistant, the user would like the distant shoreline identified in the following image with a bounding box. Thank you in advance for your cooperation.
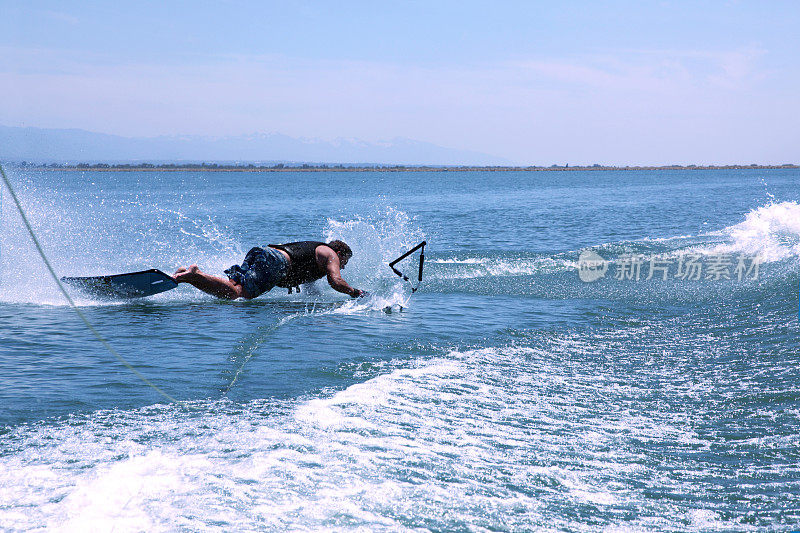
[23,163,800,172]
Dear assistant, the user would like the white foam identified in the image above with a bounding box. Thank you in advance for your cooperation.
[0,334,781,530]
[714,201,800,262]
[52,449,209,532]
[429,257,489,264]
[429,256,577,280]
[573,202,800,278]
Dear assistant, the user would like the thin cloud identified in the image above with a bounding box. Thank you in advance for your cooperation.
[0,45,795,165]
[40,10,80,25]
[512,46,768,93]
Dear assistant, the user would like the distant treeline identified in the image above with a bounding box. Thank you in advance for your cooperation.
[14,162,800,172]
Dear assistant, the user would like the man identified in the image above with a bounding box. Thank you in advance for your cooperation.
[173,240,365,300]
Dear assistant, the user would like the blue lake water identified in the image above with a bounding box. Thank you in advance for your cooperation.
[0,168,798,530]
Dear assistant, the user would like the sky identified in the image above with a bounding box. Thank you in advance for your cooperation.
[1,1,798,165]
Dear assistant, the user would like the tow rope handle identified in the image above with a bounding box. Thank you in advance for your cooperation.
[389,241,426,292]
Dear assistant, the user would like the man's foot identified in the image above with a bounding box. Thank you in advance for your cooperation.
[173,264,200,283]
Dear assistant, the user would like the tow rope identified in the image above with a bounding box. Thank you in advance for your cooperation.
[0,164,177,403]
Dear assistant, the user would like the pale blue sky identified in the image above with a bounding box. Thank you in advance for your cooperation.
[1,1,798,164]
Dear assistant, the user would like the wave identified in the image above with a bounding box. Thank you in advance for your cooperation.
[425,201,800,285]
[594,201,800,264]
[702,200,800,262]
[2,321,795,531]
[427,255,577,280]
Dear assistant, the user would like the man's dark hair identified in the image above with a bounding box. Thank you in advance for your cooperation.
[327,240,353,260]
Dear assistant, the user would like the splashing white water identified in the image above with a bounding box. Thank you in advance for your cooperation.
[428,255,577,280]
[0,173,245,306]
[323,206,425,305]
[714,201,800,262]
[0,173,422,308]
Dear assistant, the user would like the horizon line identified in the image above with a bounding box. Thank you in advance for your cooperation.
[13,162,799,172]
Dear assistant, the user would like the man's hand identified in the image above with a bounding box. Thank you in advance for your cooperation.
[351,289,367,298]
[320,246,364,298]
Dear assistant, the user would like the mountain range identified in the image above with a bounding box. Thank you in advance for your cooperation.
[0,125,508,166]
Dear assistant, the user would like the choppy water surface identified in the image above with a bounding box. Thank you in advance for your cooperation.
[0,169,798,531]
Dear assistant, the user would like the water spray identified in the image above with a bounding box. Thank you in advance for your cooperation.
[0,164,177,403]
[0,170,3,289]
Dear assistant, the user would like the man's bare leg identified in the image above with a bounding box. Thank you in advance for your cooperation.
[173,264,246,299]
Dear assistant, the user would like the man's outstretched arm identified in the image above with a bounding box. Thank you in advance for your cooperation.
[322,251,363,297]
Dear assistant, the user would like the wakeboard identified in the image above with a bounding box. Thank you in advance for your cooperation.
[61,269,178,299]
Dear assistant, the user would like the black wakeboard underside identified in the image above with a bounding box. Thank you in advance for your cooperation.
[61,269,178,299]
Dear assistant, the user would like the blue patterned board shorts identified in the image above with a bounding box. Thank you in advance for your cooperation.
[224,247,289,298]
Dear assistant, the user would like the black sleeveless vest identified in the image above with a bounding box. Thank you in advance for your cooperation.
[269,241,327,290]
